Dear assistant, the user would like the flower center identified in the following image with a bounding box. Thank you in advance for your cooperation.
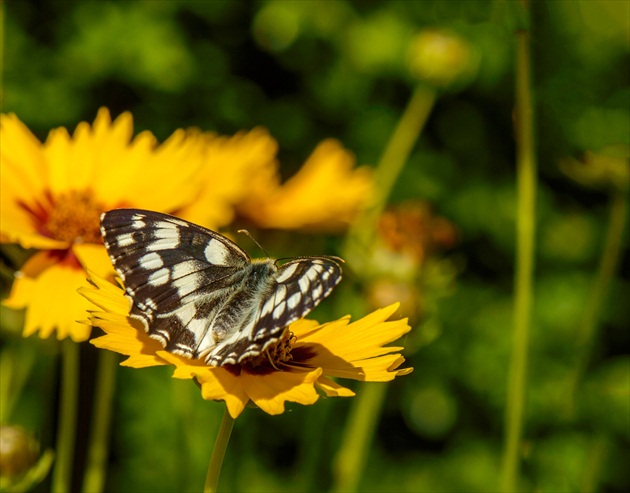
[45,190,103,244]
[240,330,296,372]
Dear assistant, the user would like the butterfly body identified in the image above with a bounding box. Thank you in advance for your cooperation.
[100,209,342,366]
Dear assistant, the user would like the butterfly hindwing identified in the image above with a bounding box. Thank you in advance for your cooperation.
[100,208,343,366]
[206,258,343,365]
[255,259,342,340]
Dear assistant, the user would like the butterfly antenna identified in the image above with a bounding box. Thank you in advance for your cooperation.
[237,229,270,259]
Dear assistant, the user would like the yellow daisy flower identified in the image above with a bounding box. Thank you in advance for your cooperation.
[1,109,234,341]
[176,127,279,229]
[236,139,373,231]
[79,272,412,419]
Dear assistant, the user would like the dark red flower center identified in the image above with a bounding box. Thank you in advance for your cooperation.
[224,330,297,376]
[20,190,104,244]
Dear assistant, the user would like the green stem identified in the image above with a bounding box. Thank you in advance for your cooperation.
[332,384,388,493]
[500,6,537,492]
[344,84,436,263]
[51,340,80,493]
[335,83,435,493]
[81,350,118,493]
[0,342,36,425]
[580,432,609,493]
[204,406,235,493]
[564,191,628,417]
[296,398,335,492]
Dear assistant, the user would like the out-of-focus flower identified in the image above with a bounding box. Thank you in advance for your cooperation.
[0,109,256,341]
[0,425,54,492]
[236,139,373,231]
[379,201,457,258]
[0,426,39,481]
[79,272,412,419]
[176,128,279,229]
[366,201,458,326]
[407,29,478,89]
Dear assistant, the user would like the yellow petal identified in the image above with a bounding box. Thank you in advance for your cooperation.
[73,243,116,280]
[238,139,373,231]
[292,304,412,382]
[89,312,167,368]
[297,304,410,360]
[39,108,203,214]
[0,115,68,249]
[159,352,251,419]
[4,261,92,341]
[241,367,322,415]
[178,128,279,229]
[78,270,130,314]
[315,376,355,397]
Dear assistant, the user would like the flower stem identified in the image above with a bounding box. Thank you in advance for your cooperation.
[564,190,628,417]
[336,83,435,493]
[500,3,537,491]
[345,84,436,262]
[81,350,117,493]
[332,383,388,493]
[204,406,235,493]
[51,339,80,493]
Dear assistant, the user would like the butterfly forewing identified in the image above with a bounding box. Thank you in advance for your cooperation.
[100,209,342,366]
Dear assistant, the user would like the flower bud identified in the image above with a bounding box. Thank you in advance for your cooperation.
[0,426,39,482]
[407,29,477,89]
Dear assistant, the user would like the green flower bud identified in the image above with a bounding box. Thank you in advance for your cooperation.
[0,426,39,482]
[407,29,478,89]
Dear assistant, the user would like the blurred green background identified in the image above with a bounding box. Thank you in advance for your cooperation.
[1,1,628,492]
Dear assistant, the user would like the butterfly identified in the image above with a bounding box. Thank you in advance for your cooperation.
[99,209,343,366]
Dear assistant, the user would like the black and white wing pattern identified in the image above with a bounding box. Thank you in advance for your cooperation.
[100,209,342,366]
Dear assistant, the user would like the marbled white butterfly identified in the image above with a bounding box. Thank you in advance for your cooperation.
[100,209,342,366]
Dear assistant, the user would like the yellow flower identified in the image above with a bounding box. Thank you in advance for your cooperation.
[1,109,234,341]
[236,139,373,231]
[79,272,412,419]
[176,128,280,229]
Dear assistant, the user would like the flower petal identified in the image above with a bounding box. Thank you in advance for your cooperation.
[73,243,116,280]
[89,312,167,368]
[241,367,323,415]
[40,108,204,214]
[315,376,355,397]
[292,303,412,382]
[238,139,372,231]
[0,115,68,249]
[164,357,250,419]
[4,260,92,341]
[297,304,410,360]
[178,128,279,229]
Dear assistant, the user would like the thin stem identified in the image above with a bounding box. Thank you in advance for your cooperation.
[580,432,609,493]
[500,5,537,492]
[564,191,628,417]
[335,83,435,493]
[0,342,36,425]
[204,406,235,493]
[332,384,388,493]
[51,340,80,493]
[81,350,118,493]
[345,84,436,263]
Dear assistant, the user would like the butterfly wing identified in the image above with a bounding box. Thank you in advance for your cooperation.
[100,209,250,358]
[206,257,343,365]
